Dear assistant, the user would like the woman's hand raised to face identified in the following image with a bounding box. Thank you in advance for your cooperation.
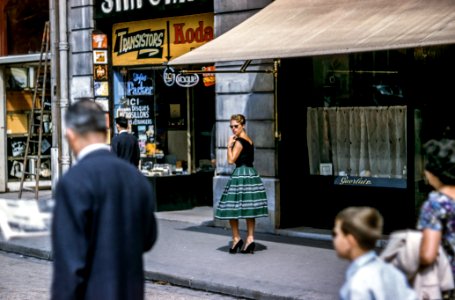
[228,135,237,148]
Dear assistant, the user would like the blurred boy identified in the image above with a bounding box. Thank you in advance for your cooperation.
[333,206,417,300]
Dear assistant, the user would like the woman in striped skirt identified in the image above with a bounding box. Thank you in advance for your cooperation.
[215,114,268,254]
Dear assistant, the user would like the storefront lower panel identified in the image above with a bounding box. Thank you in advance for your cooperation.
[147,171,213,212]
[286,175,414,234]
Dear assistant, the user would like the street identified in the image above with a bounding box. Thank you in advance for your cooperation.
[0,251,243,300]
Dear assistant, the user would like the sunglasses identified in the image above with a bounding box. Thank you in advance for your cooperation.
[229,125,240,129]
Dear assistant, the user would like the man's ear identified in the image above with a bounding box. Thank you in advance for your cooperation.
[66,128,78,146]
[346,233,358,248]
[66,128,75,140]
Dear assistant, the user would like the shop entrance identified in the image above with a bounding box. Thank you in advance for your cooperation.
[112,66,215,209]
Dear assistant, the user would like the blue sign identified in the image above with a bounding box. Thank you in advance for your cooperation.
[334,176,407,189]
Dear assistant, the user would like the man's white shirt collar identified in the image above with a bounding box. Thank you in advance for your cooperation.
[76,143,111,163]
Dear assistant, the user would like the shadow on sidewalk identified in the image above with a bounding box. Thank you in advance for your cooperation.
[177,222,335,250]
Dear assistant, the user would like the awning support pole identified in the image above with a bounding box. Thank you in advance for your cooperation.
[273,59,280,141]
[175,59,276,75]
[180,69,274,74]
[240,60,252,72]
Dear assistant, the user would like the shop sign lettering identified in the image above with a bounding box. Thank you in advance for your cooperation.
[114,28,164,59]
[130,100,152,121]
[173,21,213,44]
[338,176,372,185]
[112,13,213,66]
[117,100,153,125]
[333,176,407,188]
[115,70,154,129]
[176,73,199,87]
[100,0,197,14]
[117,96,153,125]
[163,67,176,86]
[163,67,199,87]
[127,72,154,95]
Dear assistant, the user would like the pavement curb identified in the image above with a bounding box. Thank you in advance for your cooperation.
[0,216,346,300]
[144,270,302,300]
[0,241,298,300]
[275,229,332,242]
[275,229,388,249]
[0,241,308,300]
[0,241,52,261]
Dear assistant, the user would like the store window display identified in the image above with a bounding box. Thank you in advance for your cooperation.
[307,106,407,179]
[112,61,215,179]
[306,52,412,188]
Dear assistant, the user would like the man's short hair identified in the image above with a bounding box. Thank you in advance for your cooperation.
[65,99,107,134]
[115,116,128,129]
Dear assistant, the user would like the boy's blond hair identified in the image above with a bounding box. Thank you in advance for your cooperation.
[336,206,383,250]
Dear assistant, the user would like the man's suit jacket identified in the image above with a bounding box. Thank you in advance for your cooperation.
[51,149,157,300]
[111,132,140,167]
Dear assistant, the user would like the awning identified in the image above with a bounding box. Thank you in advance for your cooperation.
[0,54,43,65]
[169,0,455,65]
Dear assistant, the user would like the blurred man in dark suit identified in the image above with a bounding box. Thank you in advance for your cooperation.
[111,116,140,167]
[51,99,157,300]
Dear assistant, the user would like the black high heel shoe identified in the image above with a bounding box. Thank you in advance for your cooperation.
[229,239,244,254]
[241,242,256,254]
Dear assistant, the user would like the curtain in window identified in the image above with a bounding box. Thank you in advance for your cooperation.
[307,106,407,178]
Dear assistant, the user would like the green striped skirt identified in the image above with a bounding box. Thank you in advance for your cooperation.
[215,165,268,219]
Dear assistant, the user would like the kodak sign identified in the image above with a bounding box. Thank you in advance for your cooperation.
[112,13,213,66]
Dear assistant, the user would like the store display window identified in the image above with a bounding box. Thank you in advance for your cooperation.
[306,52,411,188]
[4,65,52,182]
[112,67,190,176]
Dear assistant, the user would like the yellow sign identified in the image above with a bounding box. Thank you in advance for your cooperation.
[112,13,213,66]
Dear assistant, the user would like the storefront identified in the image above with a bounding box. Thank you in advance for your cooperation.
[169,0,455,233]
[94,0,216,210]
[0,55,53,192]
[0,0,53,193]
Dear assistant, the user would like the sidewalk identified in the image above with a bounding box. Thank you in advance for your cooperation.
[0,191,347,300]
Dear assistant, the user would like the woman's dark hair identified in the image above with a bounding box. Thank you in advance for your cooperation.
[424,139,455,185]
[65,99,107,135]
